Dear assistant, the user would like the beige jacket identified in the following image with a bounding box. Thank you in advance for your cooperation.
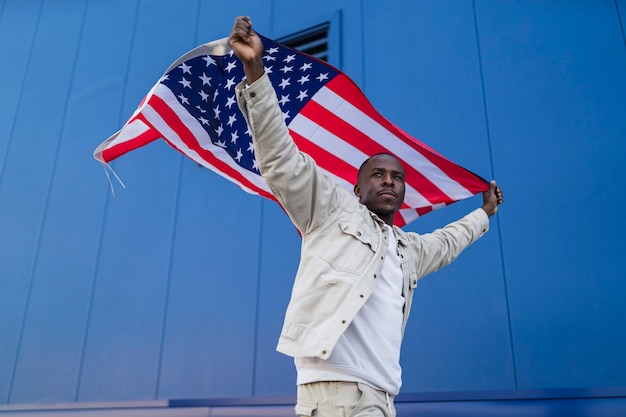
[236,73,489,360]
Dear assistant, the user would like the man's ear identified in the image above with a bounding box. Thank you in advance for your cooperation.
[353,183,360,198]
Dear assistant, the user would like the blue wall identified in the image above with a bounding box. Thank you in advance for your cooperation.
[0,0,624,407]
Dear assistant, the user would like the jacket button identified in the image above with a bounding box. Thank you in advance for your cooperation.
[322,350,327,355]
[250,92,256,98]
[341,320,346,324]
[357,231,362,236]
[412,280,417,285]
[360,294,364,298]
[373,274,377,279]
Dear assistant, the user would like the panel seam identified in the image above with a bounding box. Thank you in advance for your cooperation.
[615,0,626,48]
[471,0,518,389]
[74,0,142,402]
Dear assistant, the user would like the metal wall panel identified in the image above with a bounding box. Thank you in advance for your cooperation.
[252,202,301,396]
[0,0,45,403]
[361,0,515,392]
[0,0,624,408]
[0,0,89,404]
[474,0,626,388]
[75,0,198,402]
[154,3,275,400]
[155,161,262,399]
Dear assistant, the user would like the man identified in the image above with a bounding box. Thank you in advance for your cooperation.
[229,16,503,417]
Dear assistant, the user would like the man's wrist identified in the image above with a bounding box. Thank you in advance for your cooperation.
[243,59,264,85]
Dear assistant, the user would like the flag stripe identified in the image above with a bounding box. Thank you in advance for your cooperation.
[145,89,275,199]
[290,116,419,210]
[98,118,160,162]
[316,79,474,199]
[326,76,488,195]
[296,97,454,205]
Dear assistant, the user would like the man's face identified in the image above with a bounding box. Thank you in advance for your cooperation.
[354,154,406,224]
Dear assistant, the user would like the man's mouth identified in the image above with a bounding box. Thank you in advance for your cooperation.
[378,190,397,198]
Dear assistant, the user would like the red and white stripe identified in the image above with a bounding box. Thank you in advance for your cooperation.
[288,74,487,226]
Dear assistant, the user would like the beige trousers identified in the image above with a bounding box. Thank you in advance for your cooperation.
[295,381,396,417]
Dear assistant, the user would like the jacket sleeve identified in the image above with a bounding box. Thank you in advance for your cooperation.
[236,73,342,235]
[415,208,490,278]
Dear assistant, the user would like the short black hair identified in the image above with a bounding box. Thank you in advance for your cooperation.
[356,152,401,182]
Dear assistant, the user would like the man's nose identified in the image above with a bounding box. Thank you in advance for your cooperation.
[382,174,394,186]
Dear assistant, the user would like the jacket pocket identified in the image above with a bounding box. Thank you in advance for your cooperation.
[310,220,378,276]
[339,220,379,252]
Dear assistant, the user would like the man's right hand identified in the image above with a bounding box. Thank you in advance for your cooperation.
[481,180,503,217]
[228,16,265,84]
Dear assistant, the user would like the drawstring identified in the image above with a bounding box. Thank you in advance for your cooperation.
[102,163,126,196]
[386,392,393,415]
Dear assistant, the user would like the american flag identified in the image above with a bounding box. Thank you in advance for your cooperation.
[94,34,488,227]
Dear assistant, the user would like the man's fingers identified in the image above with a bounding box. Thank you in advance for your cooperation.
[230,17,251,44]
[495,186,503,204]
[233,16,254,41]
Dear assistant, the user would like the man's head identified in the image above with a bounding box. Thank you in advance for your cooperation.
[354,153,406,226]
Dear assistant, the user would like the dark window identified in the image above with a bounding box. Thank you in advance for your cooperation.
[278,23,330,62]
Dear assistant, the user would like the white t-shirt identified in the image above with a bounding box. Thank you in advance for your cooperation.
[295,225,405,395]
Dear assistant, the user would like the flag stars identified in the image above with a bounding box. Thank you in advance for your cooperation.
[225,61,237,73]
[178,93,189,105]
[199,90,210,102]
[154,40,342,182]
[224,77,236,90]
[199,72,212,86]
[225,95,236,109]
[297,90,309,101]
[316,72,329,82]
[279,95,290,106]
[179,62,192,74]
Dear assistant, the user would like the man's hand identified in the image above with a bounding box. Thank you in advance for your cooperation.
[481,180,503,217]
[228,16,264,84]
